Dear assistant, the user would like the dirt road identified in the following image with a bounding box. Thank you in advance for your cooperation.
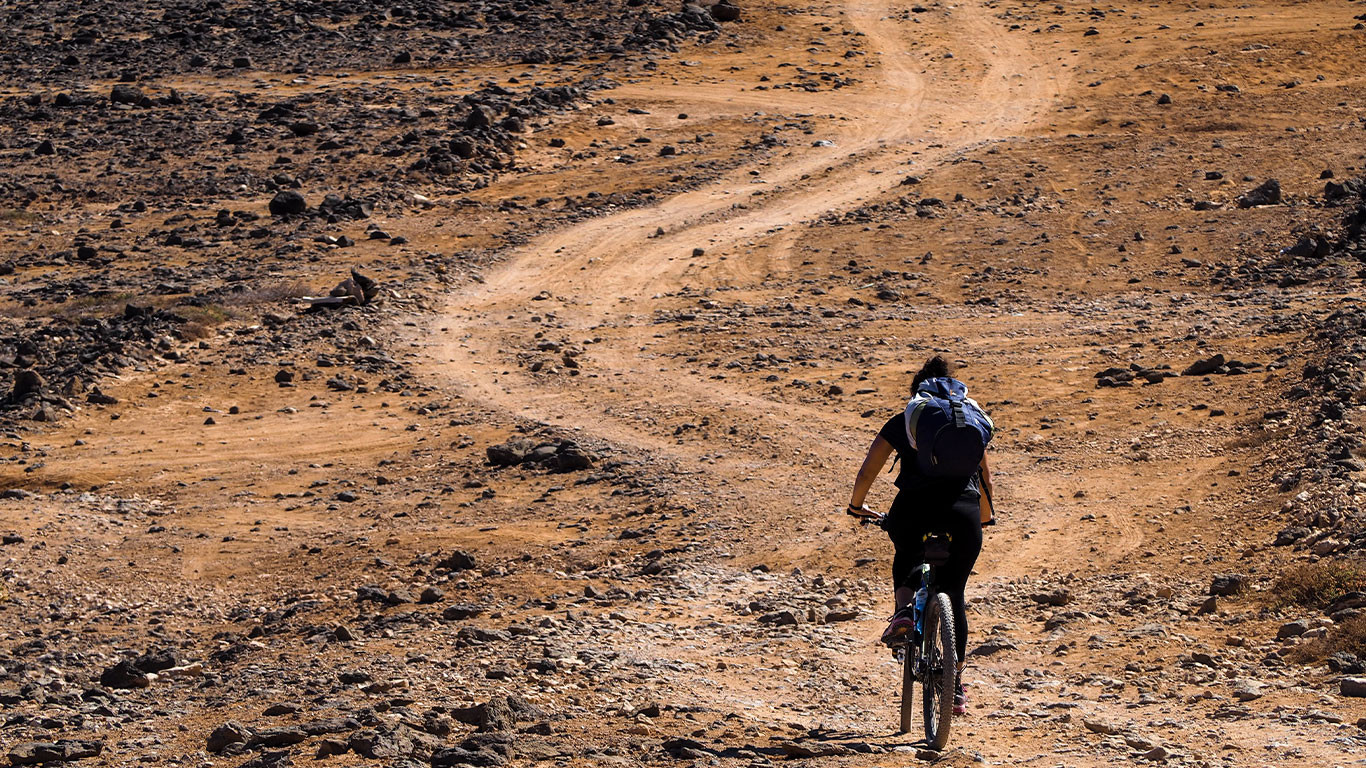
[4,0,1366,765]
[414,0,1366,763]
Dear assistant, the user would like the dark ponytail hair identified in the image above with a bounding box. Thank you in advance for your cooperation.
[912,354,951,392]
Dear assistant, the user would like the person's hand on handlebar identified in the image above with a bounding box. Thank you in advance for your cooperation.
[845,503,882,522]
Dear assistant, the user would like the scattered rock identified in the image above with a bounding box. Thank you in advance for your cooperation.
[1208,573,1246,596]
[710,1,741,22]
[8,741,103,766]
[268,190,308,217]
[971,636,1019,656]
[110,84,143,104]
[1236,178,1282,208]
[452,698,516,732]
[1341,677,1366,698]
[1277,619,1311,639]
[1083,719,1123,736]
[781,742,853,758]
[99,660,149,689]
[438,550,477,571]
[1030,588,1071,606]
[1183,354,1226,377]
[443,604,485,620]
[207,721,253,753]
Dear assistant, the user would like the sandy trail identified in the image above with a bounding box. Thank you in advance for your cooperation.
[423,0,1060,446]
[414,0,1076,740]
[407,1,1363,762]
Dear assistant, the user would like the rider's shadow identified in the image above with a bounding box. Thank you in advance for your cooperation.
[802,725,938,750]
[665,728,944,761]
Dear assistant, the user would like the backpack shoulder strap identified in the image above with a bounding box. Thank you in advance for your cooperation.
[904,394,930,450]
[949,395,967,428]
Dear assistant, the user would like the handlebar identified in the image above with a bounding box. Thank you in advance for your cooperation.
[845,505,887,528]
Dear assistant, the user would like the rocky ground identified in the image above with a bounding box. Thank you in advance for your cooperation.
[3,1,1366,767]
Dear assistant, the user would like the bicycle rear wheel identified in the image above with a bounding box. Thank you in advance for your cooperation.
[921,592,957,749]
[898,644,915,734]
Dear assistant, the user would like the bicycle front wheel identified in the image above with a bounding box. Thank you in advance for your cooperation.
[921,592,957,749]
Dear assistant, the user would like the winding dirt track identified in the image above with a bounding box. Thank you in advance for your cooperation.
[416,0,1081,744]
[414,2,1364,762]
[425,0,1061,451]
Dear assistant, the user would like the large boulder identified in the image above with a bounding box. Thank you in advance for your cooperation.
[1182,354,1226,377]
[554,441,597,472]
[110,84,143,104]
[710,1,741,21]
[451,698,515,732]
[268,190,308,217]
[99,660,149,689]
[11,368,44,401]
[1208,573,1247,596]
[8,740,102,766]
[1236,178,1281,208]
[487,437,534,466]
[438,550,477,572]
[465,105,496,130]
[207,721,253,753]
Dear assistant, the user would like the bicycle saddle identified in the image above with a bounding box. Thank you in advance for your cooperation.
[922,533,952,566]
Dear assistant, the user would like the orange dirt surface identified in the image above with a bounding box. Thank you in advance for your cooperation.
[3,1,1366,766]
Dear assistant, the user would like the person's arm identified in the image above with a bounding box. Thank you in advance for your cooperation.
[978,453,996,525]
[847,435,895,513]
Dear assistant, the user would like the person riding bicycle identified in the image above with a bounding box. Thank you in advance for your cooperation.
[845,355,994,716]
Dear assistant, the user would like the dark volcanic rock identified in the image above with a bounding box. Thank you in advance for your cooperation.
[110,84,143,104]
[1236,178,1282,208]
[207,721,253,753]
[443,604,485,620]
[1182,354,1226,377]
[487,437,534,466]
[133,647,182,673]
[710,1,742,22]
[451,697,515,732]
[238,750,293,768]
[438,550,477,572]
[99,660,149,689]
[249,727,309,748]
[11,368,43,400]
[1209,574,1247,596]
[431,746,507,767]
[554,440,597,472]
[8,740,103,766]
[268,190,308,217]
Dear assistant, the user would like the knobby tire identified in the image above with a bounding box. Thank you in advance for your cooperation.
[899,642,915,734]
[922,592,957,749]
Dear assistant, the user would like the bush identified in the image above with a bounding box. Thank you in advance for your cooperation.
[1287,614,1366,664]
[1272,560,1366,611]
[175,304,233,340]
[216,279,310,306]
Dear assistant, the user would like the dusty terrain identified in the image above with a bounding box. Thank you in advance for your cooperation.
[3,0,1366,766]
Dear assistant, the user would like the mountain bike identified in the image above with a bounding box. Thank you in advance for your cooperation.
[849,508,957,748]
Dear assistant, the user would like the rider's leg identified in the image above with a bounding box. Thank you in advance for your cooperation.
[883,508,925,640]
[885,497,928,609]
[943,498,981,714]
[940,496,984,661]
[894,586,914,611]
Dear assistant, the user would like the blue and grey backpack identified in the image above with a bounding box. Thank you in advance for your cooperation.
[904,377,993,477]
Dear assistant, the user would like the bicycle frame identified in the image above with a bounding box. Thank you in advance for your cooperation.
[850,509,956,743]
[886,562,940,679]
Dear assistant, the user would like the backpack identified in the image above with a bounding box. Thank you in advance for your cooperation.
[904,377,993,478]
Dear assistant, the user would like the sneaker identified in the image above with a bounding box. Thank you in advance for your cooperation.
[952,683,967,715]
[880,607,914,644]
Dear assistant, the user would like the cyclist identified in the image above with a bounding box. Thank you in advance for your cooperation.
[845,355,994,715]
